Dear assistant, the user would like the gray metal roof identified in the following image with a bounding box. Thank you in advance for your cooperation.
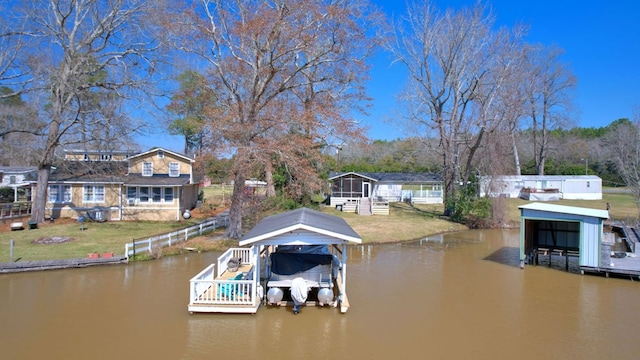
[239,207,362,246]
[328,171,442,183]
[485,175,602,181]
[519,202,609,219]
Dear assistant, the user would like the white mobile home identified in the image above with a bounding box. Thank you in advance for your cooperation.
[479,175,602,201]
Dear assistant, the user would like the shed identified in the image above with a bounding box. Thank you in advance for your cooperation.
[519,203,609,270]
[239,207,361,313]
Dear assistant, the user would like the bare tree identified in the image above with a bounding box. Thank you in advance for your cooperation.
[0,87,43,165]
[0,2,32,96]
[163,0,378,238]
[386,1,523,210]
[13,0,159,223]
[522,44,576,175]
[603,114,640,217]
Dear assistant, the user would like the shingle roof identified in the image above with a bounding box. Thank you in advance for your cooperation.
[0,166,38,173]
[328,171,442,183]
[48,161,128,183]
[125,174,191,186]
[239,207,361,246]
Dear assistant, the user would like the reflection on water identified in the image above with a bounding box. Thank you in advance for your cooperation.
[1,229,639,360]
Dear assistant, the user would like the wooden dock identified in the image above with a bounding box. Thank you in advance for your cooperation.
[0,256,128,273]
[581,254,640,280]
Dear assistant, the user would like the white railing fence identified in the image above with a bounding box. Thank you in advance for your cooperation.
[189,247,258,306]
[124,215,229,259]
[217,247,253,274]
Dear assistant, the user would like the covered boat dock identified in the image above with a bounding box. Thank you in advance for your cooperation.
[188,208,361,314]
[239,207,361,314]
[519,202,640,279]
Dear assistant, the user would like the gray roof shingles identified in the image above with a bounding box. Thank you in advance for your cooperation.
[241,207,361,242]
[329,171,442,183]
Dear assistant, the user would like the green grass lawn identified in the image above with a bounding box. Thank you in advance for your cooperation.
[0,218,207,262]
[1,188,637,262]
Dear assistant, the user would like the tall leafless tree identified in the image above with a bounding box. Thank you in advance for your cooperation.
[522,44,576,175]
[163,0,379,238]
[602,113,640,217]
[386,1,524,210]
[9,0,159,223]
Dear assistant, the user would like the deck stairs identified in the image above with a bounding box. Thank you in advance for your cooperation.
[358,197,372,216]
[622,225,640,254]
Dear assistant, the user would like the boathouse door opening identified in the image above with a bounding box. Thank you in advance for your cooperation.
[523,219,581,270]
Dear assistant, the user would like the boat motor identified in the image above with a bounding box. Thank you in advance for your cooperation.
[290,277,308,314]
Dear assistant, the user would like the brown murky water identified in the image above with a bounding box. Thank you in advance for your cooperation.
[1,229,639,360]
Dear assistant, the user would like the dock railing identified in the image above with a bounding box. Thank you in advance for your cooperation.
[190,247,258,306]
[217,247,253,273]
[124,215,228,259]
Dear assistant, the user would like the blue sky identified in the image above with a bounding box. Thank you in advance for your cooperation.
[365,0,640,140]
[138,0,640,152]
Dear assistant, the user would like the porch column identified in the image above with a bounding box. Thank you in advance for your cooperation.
[342,244,347,290]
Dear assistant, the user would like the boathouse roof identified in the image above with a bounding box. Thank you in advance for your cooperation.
[239,207,362,246]
[519,202,609,219]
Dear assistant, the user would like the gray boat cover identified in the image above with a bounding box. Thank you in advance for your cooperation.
[270,252,333,275]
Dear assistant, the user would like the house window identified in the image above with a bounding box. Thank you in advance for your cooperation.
[139,187,149,202]
[48,185,71,203]
[126,187,137,203]
[164,187,174,202]
[157,150,164,159]
[83,185,105,203]
[48,185,58,203]
[169,162,180,177]
[142,162,153,176]
[9,175,16,184]
[152,187,162,202]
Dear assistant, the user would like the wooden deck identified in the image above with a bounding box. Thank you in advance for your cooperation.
[0,256,128,273]
[582,253,640,280]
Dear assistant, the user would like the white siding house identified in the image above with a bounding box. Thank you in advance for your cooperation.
[328,172,443,207]
[0,166,37,202]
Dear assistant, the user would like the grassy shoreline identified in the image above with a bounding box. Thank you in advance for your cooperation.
[1,190,637,263]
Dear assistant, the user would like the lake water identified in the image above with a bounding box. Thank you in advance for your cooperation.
[1,228,639,359]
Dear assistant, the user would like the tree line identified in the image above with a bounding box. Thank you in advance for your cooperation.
[336,118,631,187]
[1,1,639,237]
